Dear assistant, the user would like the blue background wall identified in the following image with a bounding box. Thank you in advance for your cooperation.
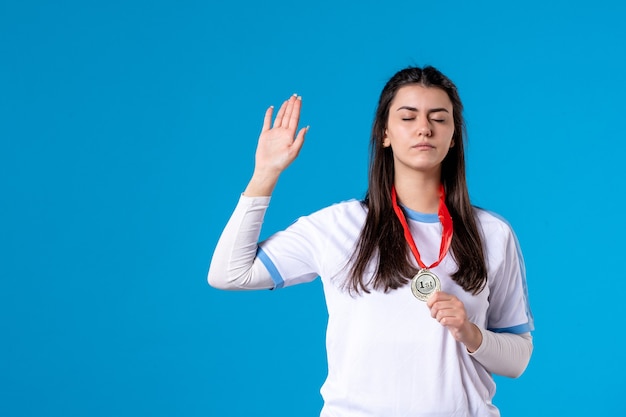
[2,0,625,416]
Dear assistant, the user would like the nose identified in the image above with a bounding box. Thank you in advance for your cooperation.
[417,120,432,137]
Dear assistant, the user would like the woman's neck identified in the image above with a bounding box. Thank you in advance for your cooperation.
[394,175,441,214]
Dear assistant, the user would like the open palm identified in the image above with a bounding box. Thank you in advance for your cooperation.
[254,94,308,175]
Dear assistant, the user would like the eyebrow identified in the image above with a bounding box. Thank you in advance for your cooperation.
[396,106,450,113]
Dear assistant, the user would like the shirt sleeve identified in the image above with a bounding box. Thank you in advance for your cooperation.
[207,195,275,290]
[471,213,534,377]
[485,217,535,334]
[256,205,332,289]
[469,328,533,378]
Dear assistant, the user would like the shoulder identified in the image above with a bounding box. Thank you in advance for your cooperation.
[473,207,526,274]
[472,207,520,249]
[284,199,367,233]
[271,199,367,255]
[474,207,516,234]
[305,198,367,221]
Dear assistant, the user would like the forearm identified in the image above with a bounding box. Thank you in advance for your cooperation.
[469,328,533,378]
[207,195,275,290]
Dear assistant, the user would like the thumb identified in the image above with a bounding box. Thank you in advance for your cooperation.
[291,125,309,156]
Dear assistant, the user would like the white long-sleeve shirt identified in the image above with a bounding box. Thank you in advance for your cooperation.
[209,195,534,417]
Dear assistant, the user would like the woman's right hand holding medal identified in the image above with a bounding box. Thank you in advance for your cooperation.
[244,94,309,197]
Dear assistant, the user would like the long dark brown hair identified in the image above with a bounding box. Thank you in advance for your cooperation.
[347,66,487,295]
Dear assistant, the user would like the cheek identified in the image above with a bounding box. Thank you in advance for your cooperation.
[446,129,455,146]
[388,125,411,138]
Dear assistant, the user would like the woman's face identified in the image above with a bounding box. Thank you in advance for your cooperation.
[383,84,455,178]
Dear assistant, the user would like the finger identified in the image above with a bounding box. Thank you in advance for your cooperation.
[430,304,445,319]
[291,125,309,156]
[434,307,458,325]
[434,309,445,322]
[262,106,274,132]
[429,297,459,319]
[427,291,448,308]
[273,99,289,128]
[287,95,302,130]
[435,306,457,320]
[281,94,297,128]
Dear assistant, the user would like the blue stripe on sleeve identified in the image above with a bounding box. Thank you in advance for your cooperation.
[488,323,531,334]
[257,248,284,289]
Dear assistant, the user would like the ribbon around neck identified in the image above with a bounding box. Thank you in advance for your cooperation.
[391,184,453,270]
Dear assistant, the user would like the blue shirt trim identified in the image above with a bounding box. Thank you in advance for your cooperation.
[402,206,440,223]
[257,248,284,289]
[488,323,531,334]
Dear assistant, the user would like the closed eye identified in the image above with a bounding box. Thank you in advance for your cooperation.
[401,117,415,121]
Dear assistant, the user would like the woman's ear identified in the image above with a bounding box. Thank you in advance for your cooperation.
[382,129,390,147]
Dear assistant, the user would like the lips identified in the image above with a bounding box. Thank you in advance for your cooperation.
[412,142,434,149]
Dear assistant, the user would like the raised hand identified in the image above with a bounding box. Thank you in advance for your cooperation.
[244,94,309,197]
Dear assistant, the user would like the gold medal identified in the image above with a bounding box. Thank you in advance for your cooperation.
[410,269,441,301]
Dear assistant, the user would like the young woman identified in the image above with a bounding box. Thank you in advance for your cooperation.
[208,66,534,417]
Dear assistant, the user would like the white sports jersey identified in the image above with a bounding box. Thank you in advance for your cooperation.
[257,199,533,417]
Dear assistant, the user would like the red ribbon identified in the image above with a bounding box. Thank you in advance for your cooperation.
[391,184,453,270]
